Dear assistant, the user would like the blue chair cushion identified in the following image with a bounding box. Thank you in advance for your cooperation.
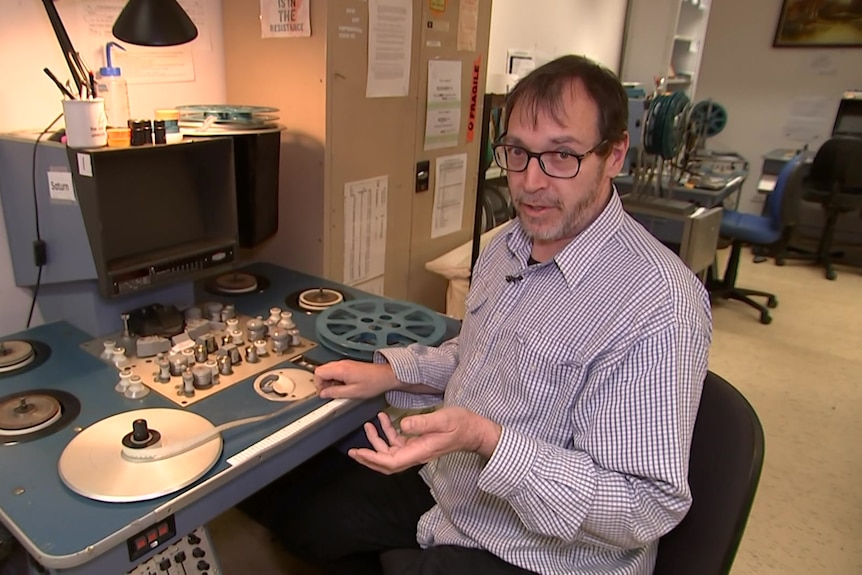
[720,210,782,245]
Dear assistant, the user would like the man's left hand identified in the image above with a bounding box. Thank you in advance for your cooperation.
[348,407,502,475]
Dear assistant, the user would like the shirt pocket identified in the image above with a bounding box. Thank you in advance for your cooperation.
[511,330,584,439]
[460,283,490,349]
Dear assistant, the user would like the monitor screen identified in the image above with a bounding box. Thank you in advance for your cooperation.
[70,138,239,296]
[833,98,862,138]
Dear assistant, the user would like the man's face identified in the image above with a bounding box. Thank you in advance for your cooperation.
[504,81,627,253]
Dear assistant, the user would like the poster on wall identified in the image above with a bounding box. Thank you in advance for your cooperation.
[260,0,311,38]
[774,0,862,47]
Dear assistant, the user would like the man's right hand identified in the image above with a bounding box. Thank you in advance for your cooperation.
[314,360,401,399]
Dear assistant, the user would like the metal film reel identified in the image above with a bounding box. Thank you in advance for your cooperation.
[643,92,691,160]
[315,299,447,361]
[689,100,728,138]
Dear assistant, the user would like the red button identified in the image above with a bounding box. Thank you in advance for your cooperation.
[147,531,157,543]
[158,523,169,536]
[135,537,147,550]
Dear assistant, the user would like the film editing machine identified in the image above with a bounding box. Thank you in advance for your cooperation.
[0,131,458,574]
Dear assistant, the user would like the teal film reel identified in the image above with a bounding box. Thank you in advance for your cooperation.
[690,100,728,138]
[315,299,447,361]
[644,92,691,159]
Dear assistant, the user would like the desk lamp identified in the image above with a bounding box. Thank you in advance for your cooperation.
[113,0,198,46]
[41,0,198,97]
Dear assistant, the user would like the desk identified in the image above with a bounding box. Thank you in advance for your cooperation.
[614,173,746,209]
[0,263,459,574]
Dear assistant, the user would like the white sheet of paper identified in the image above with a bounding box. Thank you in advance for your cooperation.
[259,0,311,38]
[457,0,479,51]
[344,176,388,285]
[114,48,195,84]
[431,154,467,239]
[352,275,386,296]
[366,0,413,98]
[74,0,212,51]
[424,60,462,151]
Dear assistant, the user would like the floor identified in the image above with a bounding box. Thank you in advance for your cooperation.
[208,248,862,575]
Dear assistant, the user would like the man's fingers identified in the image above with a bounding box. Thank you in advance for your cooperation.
[378,412,402,446]
[363,420,391,453]
[400,412,439,436]
[348,448,403,475]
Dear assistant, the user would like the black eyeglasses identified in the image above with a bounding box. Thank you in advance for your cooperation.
[492,137,608,179]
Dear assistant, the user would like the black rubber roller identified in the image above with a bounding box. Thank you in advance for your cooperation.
[122,418,162,449]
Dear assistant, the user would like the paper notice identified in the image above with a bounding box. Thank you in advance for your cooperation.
[457,0,479,51]
[352,275,386,296]
[431,154,467,239]
[344,176,389,285]
[260,0,311,38]
[366,0,413,98]
[114,48,195,84]
[424,60,462,150]
[74,0,211,51]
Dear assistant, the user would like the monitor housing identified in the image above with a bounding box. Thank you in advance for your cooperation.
[832,91,862,139]
[67,138,238,297]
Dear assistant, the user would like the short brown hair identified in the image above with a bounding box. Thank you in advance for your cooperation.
[504,55,628,155]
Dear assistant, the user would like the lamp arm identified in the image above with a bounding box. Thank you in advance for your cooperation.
[40,0,88,96]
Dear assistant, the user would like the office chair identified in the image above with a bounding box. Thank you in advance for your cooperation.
[710,153,807,324]
[780,136,862,280]
[380,371,765,575]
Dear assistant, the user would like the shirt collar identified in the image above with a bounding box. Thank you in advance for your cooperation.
[505,187,626,290]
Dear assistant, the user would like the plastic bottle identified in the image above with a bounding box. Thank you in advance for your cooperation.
[97,42,130,128]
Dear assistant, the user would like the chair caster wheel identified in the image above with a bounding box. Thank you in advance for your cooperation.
[767,297,778,308]
[775,258,785,266]
[760,313,772,325]
[753,255,767,264]
[826,269,837,280]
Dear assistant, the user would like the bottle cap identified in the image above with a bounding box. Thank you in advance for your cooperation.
[99,42,126,77]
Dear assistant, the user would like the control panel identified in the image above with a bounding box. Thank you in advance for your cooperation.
[127,526,220,575]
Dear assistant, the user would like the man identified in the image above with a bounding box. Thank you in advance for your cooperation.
[242,55,711,575]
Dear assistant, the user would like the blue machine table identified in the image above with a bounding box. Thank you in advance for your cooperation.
[0,263,458,574]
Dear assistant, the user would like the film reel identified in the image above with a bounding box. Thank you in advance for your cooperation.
[644,91,691,160]
[689,100,728,138]
[315,299,447,361]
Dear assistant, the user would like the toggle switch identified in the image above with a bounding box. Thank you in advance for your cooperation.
[416,160,430,193]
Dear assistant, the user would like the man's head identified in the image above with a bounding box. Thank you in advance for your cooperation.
[496,55,629,259]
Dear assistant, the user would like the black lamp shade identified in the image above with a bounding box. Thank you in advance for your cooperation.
[112,0,198,47]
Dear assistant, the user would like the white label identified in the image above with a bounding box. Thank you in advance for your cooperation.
[47,171,76,202]
[76,153,93,177]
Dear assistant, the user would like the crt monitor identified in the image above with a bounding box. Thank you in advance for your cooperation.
[67,138,239,297]
[832,93,862,138]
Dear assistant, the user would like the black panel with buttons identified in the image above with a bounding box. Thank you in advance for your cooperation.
[126,515,177,562]
[127,525,222,575]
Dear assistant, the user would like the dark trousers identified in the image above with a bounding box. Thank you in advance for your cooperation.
[239,448,537,575]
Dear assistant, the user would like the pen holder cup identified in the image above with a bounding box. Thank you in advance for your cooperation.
[62,98,108,148]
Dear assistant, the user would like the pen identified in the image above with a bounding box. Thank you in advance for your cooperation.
[43,67,76,100]
[88,71,97,99]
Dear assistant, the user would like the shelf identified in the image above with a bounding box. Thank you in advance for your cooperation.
[674,35,694,43]
[485,166,504,180]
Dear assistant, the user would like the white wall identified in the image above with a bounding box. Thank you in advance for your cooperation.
[0,0,225,336]
[696,0,861,214]
[486,0,628,90]
[0,0,628,337]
